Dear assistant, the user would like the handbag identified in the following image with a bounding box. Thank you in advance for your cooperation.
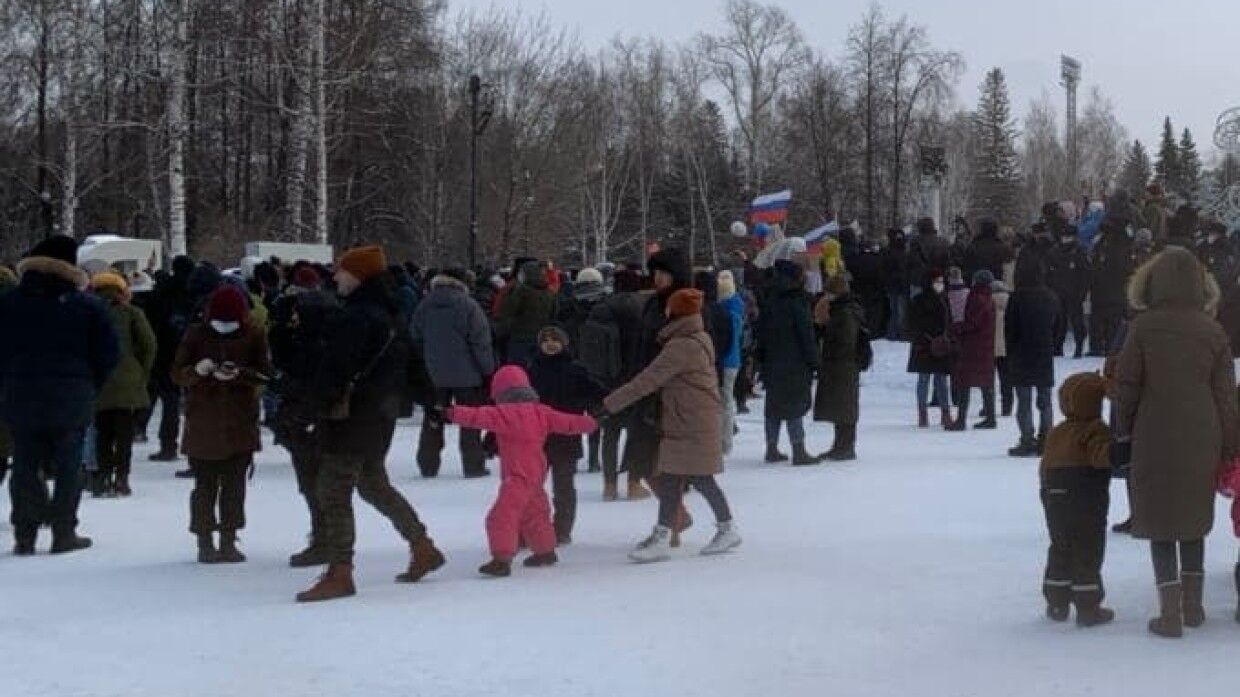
[325,330,395,421]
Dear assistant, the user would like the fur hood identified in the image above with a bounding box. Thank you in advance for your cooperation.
[17,255,88,289]
[430,273,469,292]
[1127,247,1220,317]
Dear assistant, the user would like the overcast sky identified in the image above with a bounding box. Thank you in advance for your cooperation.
[452,0,1239,161]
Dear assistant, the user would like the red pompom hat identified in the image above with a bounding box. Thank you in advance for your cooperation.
[205,285,249,324]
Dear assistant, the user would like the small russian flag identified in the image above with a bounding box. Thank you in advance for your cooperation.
[749,189,792,225]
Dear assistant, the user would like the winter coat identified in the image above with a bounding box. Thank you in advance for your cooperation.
[1014,237,1053,286]
[906,289,952,375]
[755,273,817,421]
[881,241,910,294]
[495,263,557,344]
[555,282,609,347]
[148,267,195,374]
[1040,373,1111,478]
[907,233,952,290]
[172,323,271,461]
[952,284,996,389]
[813,295,862,425]
[1116,248,1239,541]
[607,291,649,383]
[528,351,606,463]
[313,275,411,460]
[1090,231,1135,309]
[1046,240,1091,302]
[964,232,1014,281]
[992,285,1010,358]
[604,314,724,477]
[718,293,745,370]
[1005,263,1060,388]
[450,365,597,485]
[0,256,119,432]
[1198,237,1238,292]
[96,290,157,412]
[410,274,495,390]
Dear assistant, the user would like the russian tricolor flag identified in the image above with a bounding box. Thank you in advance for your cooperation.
[749,189,792,225]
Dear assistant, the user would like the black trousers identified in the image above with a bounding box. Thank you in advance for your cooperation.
[417,387,487,477]
[622,411,658,482]
[1041,468,1110,609]
[956,386,995,421]
[189,455,250,535]
[1089,302,1124,356]
[549,452,577,538]
[1054,293,1087,355]
[285,428,325,544]
[1151,539,1205,584]
[153,372,183,451]
[996,358,1013,413]
[655,475,732,528]
[95,409,136,480]
[10,428,85,539]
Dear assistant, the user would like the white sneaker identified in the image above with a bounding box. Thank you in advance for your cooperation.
[628,525,672,563]
[700,522,742,556]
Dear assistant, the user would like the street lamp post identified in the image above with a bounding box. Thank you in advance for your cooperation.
[468,75,492,270]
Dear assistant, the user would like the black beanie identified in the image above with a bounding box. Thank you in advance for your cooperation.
[28,235,79,266]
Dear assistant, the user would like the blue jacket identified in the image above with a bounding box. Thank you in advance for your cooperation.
[409,274,496,390]
[0,257,120,432]
[718,294,745,370]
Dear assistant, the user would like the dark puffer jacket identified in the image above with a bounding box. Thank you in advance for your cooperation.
[410,274,495,390]
[756,272,817,421]
[0,256,119,431]
[528,350,606,463]
[906,284,951,376]
[496,262,557,345]
[1005,261,1060,388]
[952,283,995,389]
[813,294,862,425]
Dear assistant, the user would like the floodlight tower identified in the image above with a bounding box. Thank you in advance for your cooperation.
[1061,55,1081,196]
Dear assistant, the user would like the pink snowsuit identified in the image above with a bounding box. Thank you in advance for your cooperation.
[448,365,597,560]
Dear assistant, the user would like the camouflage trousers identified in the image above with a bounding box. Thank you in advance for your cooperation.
[317,451,427,565]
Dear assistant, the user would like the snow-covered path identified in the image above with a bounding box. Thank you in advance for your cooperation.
[2,342,1237,697]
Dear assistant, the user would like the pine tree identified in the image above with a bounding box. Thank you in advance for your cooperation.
[1117,139,1153,197]
[1154,117,1180,194]
[1220,153,1240,190]
[1177,128,1202,203]
[968,68,1022,227]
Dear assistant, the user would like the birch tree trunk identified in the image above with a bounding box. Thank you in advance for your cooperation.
[311,0,328,244]
[167,0,188,257]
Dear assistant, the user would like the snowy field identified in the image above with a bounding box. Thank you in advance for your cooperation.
[3,341,1239,697]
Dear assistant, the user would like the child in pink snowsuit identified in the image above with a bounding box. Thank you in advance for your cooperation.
[447,365,597,577]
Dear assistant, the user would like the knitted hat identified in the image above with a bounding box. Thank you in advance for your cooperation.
[667,289,703,318]
[28,235,79,266]
[205,285,249,324]
[338,245,387,282]
[613,269,643,294]
[825,273,850,297]
[717,270,737,299]
[576,267,604,286]
[538,325,570,347]
[292,266,322,289]
[972,269,995,287]
[91,271,128,294]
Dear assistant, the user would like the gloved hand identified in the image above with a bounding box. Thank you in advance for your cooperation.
[213,366,239,381]
[588,404,610,422]
[482,432,499,459]
[194,358,217,377]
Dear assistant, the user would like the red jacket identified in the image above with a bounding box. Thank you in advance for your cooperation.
[952,284,996,389]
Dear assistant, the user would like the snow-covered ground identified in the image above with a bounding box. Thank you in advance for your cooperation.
[3,341,1238,697]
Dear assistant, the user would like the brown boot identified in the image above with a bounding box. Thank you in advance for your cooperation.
[939,407,953,427]
[396,537,446,583]
[1182,571,1206,628]
[670,505,693,549]
[603,481,619,502]
[1148,581,1184,638]
[626,479,651,501]
[917,407,929,428]
[296,563,356,603]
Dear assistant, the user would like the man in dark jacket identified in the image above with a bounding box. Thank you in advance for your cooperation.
[146,254,196,461]
[411,269,495,479]
[907,217,953,295]
[1046,228,1091,358]
[296,246,445,603]
[495,261,557,366]
[0,236,119,554]
[595,269,646,500]
[1088,216,1134,356]
[848,239,888,336]
[881,228,910,340]
[1005,259,1061,457]
[756,260,822,465]
[963,218,1014,281]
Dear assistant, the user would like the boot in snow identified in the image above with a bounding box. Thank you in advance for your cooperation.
[602,481,619,502]
[396,537,446,583]
[626,479,652,501]
[149,448,179,462]
[114,472,132,497]
[289,541,329,568]
[1073,590,1115,628]
[174,468,194,479]
[700,522,742,556]
[790,442,821,466]
[1008,439,1039,458]
[1149,582,1184,638]
[50,531,92,554]
[479,558,512,577]
[764,443,789,463]
[197,533,220,564]
[13,531,35,556]
[1111,519,1133,534]
[973,418,998,430]
[1182,571,1206,628]
[217,531,246,563]
[629,526,672,564]
[669,505,693,549]
[523,552,559,568]
[823,425,857,461]
[943,416,967,432]
[917,407,929,428]
[939,407,953,427]
[296,563,356,602]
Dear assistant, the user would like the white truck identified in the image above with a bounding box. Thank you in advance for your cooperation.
[76,235,163,275]
[234,242,335,279]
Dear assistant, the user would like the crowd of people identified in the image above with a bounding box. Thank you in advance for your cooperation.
[2,183,1240,634]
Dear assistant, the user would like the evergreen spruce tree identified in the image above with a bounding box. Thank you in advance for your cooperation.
[1117,139,1153,197]
[1154,117,1180,193]
[1177,128,1203,203]
[968,68,1022,228]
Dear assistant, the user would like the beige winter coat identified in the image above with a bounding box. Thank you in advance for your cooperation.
[604,314,723,476]
[1116,248,1239,541]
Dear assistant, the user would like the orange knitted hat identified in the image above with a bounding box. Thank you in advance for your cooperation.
[666,289,703,319]
[338,245,387,282]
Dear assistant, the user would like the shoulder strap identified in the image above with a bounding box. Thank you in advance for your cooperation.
[352,329,395,383]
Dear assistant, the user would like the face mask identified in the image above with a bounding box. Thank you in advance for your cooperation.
[210,320,240,335]
[932,282,945,294]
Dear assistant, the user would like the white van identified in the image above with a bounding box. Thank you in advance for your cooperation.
[77,235,163,275]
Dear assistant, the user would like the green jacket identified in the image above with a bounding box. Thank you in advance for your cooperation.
[96,291,157,412]
[496,268,557,343]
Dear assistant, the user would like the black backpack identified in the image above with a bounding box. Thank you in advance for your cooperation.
[577,315,622,389]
